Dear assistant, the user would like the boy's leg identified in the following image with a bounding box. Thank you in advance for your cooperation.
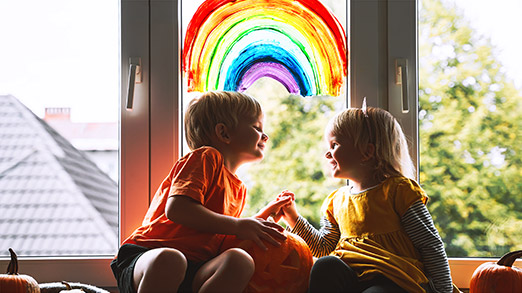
[192,248,255,293]
[308,255,360,293]
[133,247,187,293]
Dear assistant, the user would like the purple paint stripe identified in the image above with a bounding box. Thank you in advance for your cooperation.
[238,62,300,94]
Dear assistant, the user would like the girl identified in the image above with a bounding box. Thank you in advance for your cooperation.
[278,104,455,292]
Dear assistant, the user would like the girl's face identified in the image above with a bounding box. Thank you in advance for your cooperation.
[324,129,366,180]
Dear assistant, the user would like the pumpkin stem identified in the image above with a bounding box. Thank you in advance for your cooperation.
[7,248,19,275]
[497,250,522,267]
[62,281,73,290]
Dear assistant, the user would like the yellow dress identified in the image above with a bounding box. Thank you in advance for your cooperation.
[322,177,431,292]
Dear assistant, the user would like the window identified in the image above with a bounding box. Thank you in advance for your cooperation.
[4,0,519,289]
[350,0,522,288]
[384,0,522,288]
[0,0,121,286]
[417,0,522,285]
[180,0,349,223]
[419,0,522,258]
[0,0,173,287]
[144,0,522,289]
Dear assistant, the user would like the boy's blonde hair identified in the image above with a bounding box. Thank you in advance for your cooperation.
[327,107,415,180]
[185,91,263,150]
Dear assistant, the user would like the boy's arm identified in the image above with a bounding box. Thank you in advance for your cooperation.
[166,195,286,250]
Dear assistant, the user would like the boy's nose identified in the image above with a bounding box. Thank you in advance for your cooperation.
[325,151,332,159]
[261,133,269,141]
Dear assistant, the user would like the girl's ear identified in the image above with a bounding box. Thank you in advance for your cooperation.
[363,143,376,161]
[215,123,231,143]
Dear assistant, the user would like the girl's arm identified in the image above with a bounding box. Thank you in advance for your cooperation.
[291,215,340,258]
[401,200,453,293]
[277,194,340,257]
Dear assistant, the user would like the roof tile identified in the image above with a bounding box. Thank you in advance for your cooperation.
[0,95,118,256]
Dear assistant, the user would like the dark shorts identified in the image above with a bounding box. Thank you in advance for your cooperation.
[110,244,205,293]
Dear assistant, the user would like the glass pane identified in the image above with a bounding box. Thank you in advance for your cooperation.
[0,0,119,257]
[181,0,348,226]
[419,0,522,257]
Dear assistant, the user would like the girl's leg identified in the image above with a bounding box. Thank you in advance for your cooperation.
[360,275,408,293]
[133,247,187,293]
[192,247,255,293]
[308,255,360,293]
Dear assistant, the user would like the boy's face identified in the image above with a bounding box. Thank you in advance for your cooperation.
[227,113,268,164]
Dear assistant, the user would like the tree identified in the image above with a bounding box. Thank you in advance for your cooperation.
[419,0,522,256]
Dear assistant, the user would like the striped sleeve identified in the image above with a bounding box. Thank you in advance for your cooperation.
[401,200,453,293]
[291,215,340,257]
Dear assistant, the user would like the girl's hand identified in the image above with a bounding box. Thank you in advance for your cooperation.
[235,217,287,250]
[254,190,294,221]
[280,197,299,229]
[272,190,295,222]
[276,189,295,201]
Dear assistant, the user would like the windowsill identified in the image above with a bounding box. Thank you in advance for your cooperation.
[1,257,520,290]
[449,258,522,289]
[0,257,116,288]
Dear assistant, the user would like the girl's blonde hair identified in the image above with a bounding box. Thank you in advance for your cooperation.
[327,107,415,180]
[184,91,262,150]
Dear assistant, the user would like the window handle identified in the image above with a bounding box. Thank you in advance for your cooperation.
[126,57,142,110]
[395,58,409,113]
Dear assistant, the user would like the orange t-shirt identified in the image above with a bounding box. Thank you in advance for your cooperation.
[121,147,247,262]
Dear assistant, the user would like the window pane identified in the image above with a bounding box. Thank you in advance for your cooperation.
[419,0,522,257]
[0,0,119,257]
[181,0,348,226]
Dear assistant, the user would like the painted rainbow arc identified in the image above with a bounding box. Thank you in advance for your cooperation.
[183,0,348,97]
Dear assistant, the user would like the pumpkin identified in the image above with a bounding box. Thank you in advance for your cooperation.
[470,250,522,293]
[0,248,40,293]
[220,230,313,293]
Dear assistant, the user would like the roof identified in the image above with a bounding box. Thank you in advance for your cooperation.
[0,95,118,256]
[44,114,118,151]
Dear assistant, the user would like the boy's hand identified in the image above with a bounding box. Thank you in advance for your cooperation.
[277,190,295,201]
[254,191,294,221]
[235,218,287,251]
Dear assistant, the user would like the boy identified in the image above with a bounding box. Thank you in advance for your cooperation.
[111,91,291,293]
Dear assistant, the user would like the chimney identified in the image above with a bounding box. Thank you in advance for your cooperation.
[44,107,71,121]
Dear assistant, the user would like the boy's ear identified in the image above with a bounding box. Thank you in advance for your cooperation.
[363,143,375,161]
[215,123,231,143]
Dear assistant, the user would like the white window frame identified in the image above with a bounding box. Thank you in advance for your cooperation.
[2,0,519,290]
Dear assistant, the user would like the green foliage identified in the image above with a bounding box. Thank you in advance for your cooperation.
[242,78,345,228]
[419,0,522,256]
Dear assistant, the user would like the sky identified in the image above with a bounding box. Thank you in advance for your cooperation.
[445,0,522,89]
[0,0,119,123]
[0,0,520,123]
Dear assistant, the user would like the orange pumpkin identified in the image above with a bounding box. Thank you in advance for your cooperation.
[470,250,522,293]
[220,231,313,293]
[0,248,40,293]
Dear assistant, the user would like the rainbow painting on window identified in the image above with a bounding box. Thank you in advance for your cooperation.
[182,0,348,97]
